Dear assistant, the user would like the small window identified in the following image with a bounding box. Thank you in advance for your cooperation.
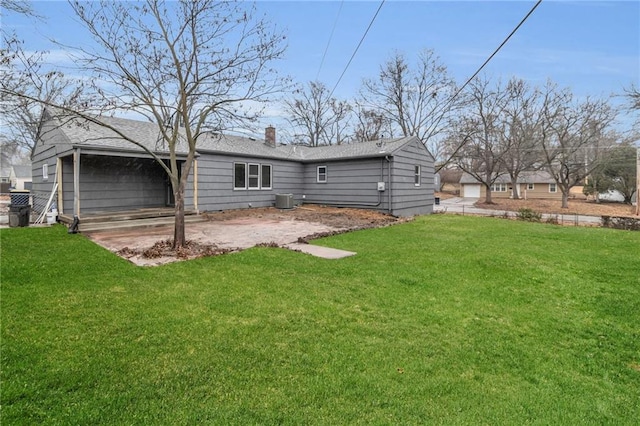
[261,164,272,189]
[42,164,48,181]
[234,163,246,189]
[248,163,260,189]
[549,183,557,193]
[414,165,421,186]
[317,166,327,183]
[491,183,507,192]
[527,183,534,190]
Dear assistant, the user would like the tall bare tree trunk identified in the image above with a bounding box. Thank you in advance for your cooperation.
[561,190,569,209]
[173,187,186,249]
[510,176,520,199]
[484,185,493,204]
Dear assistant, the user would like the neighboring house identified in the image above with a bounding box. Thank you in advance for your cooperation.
[459,171,562,200]
[0,167,10,194]
[31,112,435,219]
[9,165,32,191]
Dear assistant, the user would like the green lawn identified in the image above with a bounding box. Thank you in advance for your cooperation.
[1,216,639,424]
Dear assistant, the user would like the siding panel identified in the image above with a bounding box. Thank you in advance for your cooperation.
[390,139,434,216]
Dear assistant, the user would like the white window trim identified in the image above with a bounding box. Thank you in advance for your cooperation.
[248,163,260,190]
[234,162,273,190]
[549,183,557,193]
[317,166,327,183]
[261,164,272,190]
[233,162,247,190]
[491,183,507,192]
[42,164,49,181]
[414,165,421,187]
[527,183,535,190]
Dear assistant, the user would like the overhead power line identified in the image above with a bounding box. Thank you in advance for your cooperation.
[316,0,345,81]
[436,0,543,169]
[445,0,543,110]
[328,0,385,100]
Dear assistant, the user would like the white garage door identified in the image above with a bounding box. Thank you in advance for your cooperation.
[464,184,481,198]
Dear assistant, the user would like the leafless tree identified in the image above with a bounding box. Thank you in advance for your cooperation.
[5,0,287,248]
[624,83,640,111]
[447,77,511,204]
[284,81,351,146]
[539,82,617,208]
[1,38,82,157]
[353,103,391,141]
[360,49,458,160]
[497,78,544,199]
[0,0,37,16]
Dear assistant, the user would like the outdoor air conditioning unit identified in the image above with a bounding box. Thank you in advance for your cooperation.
[275,193,294,209]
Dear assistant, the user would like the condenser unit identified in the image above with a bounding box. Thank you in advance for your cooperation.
[275,193,294,209]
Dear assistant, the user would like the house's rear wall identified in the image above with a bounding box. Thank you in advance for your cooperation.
[196,153,303,211]
[302,158,390,213]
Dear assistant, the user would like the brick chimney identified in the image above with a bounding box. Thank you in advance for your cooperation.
[265,126,276,147]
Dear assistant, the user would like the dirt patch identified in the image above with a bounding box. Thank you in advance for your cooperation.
[87,205,404,266]
[474,198,636,218]
[203,205,399,228]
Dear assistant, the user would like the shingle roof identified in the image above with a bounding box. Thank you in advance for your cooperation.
[460,170,555,184]
[48,113,421,162]
[11,165,32,179]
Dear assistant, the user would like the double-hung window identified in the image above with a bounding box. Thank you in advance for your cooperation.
[317,166,327,183]
[491,183,507,192]
[261,164,272,189]
[248,163,260,189]
[234,162,273,190]
[234,163,246,189]
[414,165,421,186]
[549,183,557,193]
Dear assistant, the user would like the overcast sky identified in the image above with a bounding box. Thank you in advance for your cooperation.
[4,0,639,136]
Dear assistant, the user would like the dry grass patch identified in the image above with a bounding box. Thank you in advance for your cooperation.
[475,198,636,217]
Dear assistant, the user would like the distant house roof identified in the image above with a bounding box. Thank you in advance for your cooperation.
[11,165,32,179]
[460,171,555,184]
[43,113,424,162]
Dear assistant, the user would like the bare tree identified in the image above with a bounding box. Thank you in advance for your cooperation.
[360,49,458,160]
[583,140,637,204]
[624,83,640,111]
[284,81,351,146]
[539,82,616,208]
[353,103,391,141]
[0,0,37,16]
[6,0,286,248]
[498,78,544,199]
[1,38,81,157]
[447,77,510,204]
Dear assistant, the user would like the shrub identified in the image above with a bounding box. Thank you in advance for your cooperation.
[545,215,559,225]
[601,215,640,231]
[516,208,542,222]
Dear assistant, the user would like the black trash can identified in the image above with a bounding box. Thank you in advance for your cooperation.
[8,204,31,227]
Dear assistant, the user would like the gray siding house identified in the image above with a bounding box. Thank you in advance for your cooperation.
[32,113,434,219]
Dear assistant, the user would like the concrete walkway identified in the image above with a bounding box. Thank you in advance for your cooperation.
[435,197,602,226]
[285,243,356,259]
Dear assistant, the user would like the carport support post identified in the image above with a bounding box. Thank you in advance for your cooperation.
[56,157,63,214]
[193,159,199,213]
[73,148,81,218]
